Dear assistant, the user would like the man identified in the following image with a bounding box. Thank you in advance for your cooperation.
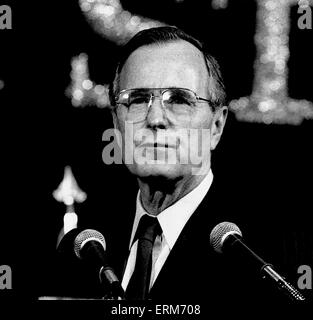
[106,26,283,305]
[51,26,311,306]
[108,26,231,302]
[107,26,313,305]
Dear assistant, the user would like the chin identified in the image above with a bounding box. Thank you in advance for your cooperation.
[127,163,188,181]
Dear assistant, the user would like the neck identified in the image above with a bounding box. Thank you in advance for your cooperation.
[138,173,208,216]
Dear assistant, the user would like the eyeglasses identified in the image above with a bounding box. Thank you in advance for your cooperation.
[114,87,214,123]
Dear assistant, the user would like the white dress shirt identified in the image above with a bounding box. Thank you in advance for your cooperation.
[121,170,214,292]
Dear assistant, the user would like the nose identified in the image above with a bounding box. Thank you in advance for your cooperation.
[146,95,169,130]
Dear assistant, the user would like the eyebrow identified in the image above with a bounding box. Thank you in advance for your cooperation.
[124,86,189,91]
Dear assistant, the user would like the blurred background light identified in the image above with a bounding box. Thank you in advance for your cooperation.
[68,0,313,125]
[67,53,110,108]
[218,0,313,125]
[79,0,165,45]
[212,0,229,9]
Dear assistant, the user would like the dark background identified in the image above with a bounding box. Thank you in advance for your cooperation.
[0,0,312,301]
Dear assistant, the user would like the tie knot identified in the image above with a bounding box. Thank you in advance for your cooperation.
[135,214,162,244]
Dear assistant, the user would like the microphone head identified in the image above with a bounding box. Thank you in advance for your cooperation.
[74,229,106,259]
[210,222,242,253]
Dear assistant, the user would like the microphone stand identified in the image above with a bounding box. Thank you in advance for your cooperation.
[230,235,306,301]
[261,264,305,301]
[99,266,125,300]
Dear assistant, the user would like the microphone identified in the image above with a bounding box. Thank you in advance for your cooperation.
[210,222,306,302]
[73,229,124,299]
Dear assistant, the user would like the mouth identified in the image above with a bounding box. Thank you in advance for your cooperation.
[140,142,176,149]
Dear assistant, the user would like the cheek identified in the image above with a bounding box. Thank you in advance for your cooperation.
[116,106,133,140]
[194,110,212,129]
[116,106,128,126]
[118,120,146,151]
[189,130,211,151]
[175,128,211,164]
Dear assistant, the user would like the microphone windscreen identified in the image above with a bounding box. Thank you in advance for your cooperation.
[74,229,106,259]
[210,222,242,253]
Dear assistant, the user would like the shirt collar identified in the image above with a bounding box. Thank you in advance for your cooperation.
[130,170,213,250]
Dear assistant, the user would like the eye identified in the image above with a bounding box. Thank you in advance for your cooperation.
[129,93,151,105]
[165,90,194,106]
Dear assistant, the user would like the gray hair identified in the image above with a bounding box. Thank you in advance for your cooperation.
[109,26,226,109]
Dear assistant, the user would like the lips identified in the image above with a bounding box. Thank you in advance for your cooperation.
[139,142,176,149]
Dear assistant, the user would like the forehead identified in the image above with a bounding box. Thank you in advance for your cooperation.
[119,40,208,93]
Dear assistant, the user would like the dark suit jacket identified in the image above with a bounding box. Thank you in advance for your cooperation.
[50,174,313,308]
[106,176,313,307]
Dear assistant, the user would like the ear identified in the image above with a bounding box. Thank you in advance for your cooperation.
[210,106,228,150]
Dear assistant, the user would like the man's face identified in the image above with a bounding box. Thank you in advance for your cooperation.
[113,40,227,180]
